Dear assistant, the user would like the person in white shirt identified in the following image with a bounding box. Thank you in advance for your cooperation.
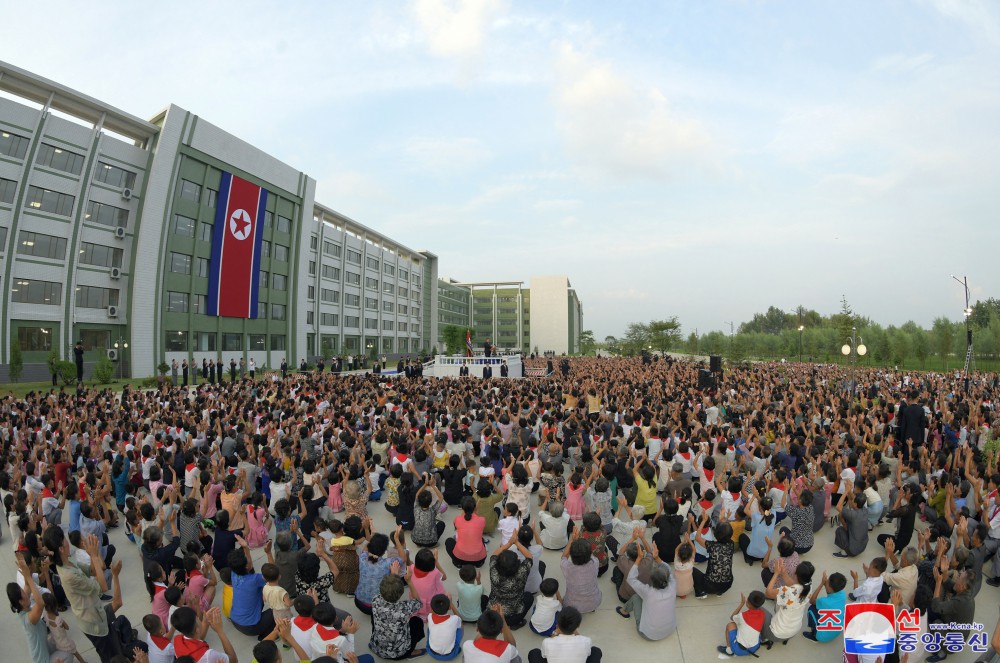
[497,503,521,547]
[527,606,602,663]
[529,578,562,636]
[849,557,887,602]
[427,594,463,659]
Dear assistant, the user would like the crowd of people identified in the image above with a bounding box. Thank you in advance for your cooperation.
[3,354,1000,663]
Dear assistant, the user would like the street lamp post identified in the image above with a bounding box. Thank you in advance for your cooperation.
[798,325,804,363]
[840,327,866,396]
[951,275,973,392]
[113,336,129,381]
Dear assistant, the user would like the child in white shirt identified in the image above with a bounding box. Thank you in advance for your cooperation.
[849,557,887,602]
[529,578,562,636]
[497,503,520,547]
[427,594,463,659]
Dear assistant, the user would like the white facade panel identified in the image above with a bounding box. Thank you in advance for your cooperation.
[528,275,570,355]
[188,119,300,196]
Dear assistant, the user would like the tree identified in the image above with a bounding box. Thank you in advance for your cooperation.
[648,318,682,354]
[931,317,954,367]
[440,325,469,356]
[621,322,650,356]
[831,295,856,347]
[8,339,23,383]
[56,361,76,387]
[911,327,929,368]
[684,332,699,354]
[579,330,596,356]
[970,298,1000,329]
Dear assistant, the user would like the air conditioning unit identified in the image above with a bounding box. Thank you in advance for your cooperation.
[107,348,119,361]
[110,267,121,280]
[107,305,119,318]
[122,188,133,201]
[114,226,126,239]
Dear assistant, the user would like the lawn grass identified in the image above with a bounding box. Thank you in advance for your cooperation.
[0,378,151,399]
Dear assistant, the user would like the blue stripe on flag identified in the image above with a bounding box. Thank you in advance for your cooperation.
[249,187,268,318]
[206,172,233,316]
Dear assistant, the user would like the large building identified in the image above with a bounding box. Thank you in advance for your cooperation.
[436,276,583,355]
[0,61,437,380]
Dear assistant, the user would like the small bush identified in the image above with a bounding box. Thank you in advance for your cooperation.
[8,340,23,383]
[93,354,115,384]
[56,360,77,386]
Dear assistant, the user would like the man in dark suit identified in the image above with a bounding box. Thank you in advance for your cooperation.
[483,364,492,379]
[483,338,492,357]
[898,390,927,461]
[500,362,509,378]
[280,357,288,379]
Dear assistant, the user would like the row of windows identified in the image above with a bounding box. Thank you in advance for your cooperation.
[13,328,114,353]
[0,131,30,159]
[11,279,61,304]
[94,162,137,189]
[165,291,287,320]
[75,285,119,309]
[86,201,129,228]
[0,178,15,204]
[26,185,74,217]
[172,215,290,261]
[17,231,66,260]
[79,242,123,268]
[178,179,292,232]
[165,331,286,352]
[36,143,85,175]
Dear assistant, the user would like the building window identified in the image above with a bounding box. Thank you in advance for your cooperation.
[25,186,74,217]
[249,334,266,350]
[264,211,273,227]
[36,143,84,175]
[346,249,361,264]
[321,334,338,352]
[398,322,408,332]
[179,179,201,202]
[412,306,420,317]
[259,271,269,290]
[80,330,110,351]
[271,304,286,320]
[0,130,30,159]
[344,315,359,328]
[400,269,409,281]
[222,333,242,351]
[166,291,188,313]
[365,277,379,291]
[345,271,360,286]
[0,178,16,204]
[310,236,317,250]
[323,241,341,257]
[205,188,217,209]
[166,331,188,352]
[384,264,395,276]
[383,301,394,313]
[412,323,419,334]
[94,162,136,189]
[382,282,395,294]
[320,313,338,326]
[307,285,315,300]
[398,287,408,298]
[79,243,123,268]
[260,241,270,258]
[11,279,61,304]
[276,215,291,233]
[308,261,316,275]
[273,245,288,262]
[381,319,393,331]
[366,318,379,330]
[199,221,213,241]
[322,265,340,280]
[271,273,287,291]
[17,326,53,351]
[85,201,129,228]
[306,310,314,325]
[76,285,119,309]
[173,214,195,237]
[345,293,360,307]
[270,334,286,351]
[193,294,206,313]
[321,288,339,304]
[382,337,393,352]
[195,257,209,278]
[366,257,379,270]
[192,331,216,351]
[169,252,192,274]
[17,231,67,260]
[365,297,378,310]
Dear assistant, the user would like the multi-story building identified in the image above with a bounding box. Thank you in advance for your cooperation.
[0,61,436,380]
[438,276,583,355]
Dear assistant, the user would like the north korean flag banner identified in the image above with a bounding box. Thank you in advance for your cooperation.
[206,172,268,318]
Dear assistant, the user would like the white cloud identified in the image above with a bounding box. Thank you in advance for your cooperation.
[871,52,935,75]
[550,42,712,181]
[923,0,1000,44]
[402,136,494,174]
[412,0,508,58]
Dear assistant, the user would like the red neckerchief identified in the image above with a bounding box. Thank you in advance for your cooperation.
[474,639,510,656]
[149,634,171,650]
[153,582,167,595]
[413,567,429,579]
[41,488,54,499]
[430,613,452,625]
[315,625,341,640]
[292,615,316,631]
[729,491,741,501]
[173,635,209,661]
[704,469,714,483]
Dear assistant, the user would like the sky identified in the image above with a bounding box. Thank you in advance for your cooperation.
[3,0,999,339]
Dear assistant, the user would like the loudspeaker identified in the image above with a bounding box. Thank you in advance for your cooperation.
[709,355,722,373]
[698,369,716,390]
